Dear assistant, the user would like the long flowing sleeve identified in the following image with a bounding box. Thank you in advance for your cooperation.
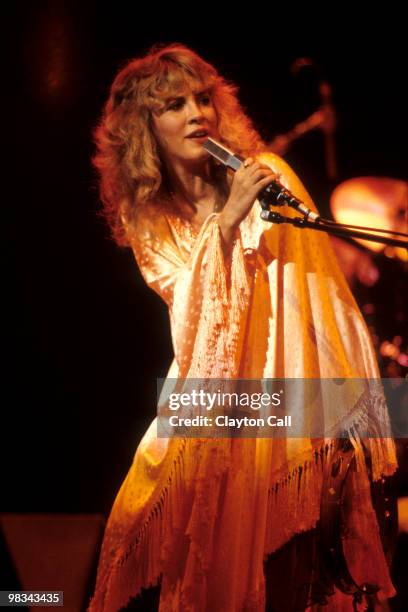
[126,204,251,378]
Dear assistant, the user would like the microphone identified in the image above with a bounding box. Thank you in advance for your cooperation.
[203,137,320,222]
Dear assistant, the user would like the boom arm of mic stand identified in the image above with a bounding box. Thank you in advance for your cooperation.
[260,210,408,249]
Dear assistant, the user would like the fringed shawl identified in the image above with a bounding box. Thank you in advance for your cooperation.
[89,153,397,612]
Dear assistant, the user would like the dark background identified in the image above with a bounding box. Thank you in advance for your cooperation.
[3,2,406,517]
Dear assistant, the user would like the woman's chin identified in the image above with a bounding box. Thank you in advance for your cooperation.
[179,150,211,168]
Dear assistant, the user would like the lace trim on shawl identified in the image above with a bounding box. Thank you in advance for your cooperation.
[88,400,396,612]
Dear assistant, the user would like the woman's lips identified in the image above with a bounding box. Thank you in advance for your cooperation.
[187,135,208,142]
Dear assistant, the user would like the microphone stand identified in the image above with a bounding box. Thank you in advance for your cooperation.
[259,208,408,250]
[201,136,408,250]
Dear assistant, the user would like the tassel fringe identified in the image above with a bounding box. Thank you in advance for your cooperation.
[88,408,396,611]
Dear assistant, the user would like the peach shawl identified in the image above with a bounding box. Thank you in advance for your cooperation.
[89,153,397,611]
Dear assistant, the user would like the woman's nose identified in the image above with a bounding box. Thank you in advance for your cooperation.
[186,99,205,123]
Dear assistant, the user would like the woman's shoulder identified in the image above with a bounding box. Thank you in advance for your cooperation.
[255,150,317,213]
[122,198,167,234]
[255,150,292,176]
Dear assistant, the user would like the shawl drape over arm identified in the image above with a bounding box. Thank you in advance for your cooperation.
[89,153,397,612]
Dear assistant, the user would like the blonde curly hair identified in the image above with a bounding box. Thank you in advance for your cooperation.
[93,43,265,245]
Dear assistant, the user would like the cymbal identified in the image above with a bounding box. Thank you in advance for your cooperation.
[330,177,408,254]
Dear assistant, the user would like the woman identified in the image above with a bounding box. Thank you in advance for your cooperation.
[89,44,397,611]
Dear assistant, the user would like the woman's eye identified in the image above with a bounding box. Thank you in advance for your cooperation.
[198,94,211,105]
[168,99,184,111]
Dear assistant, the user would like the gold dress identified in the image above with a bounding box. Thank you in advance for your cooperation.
[89,153,397,612]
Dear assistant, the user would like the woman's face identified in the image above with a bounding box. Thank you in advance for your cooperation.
[151,86,219,168]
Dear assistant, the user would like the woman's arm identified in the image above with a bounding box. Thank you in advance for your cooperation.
[218,156,276,252]
[124,204,251,378]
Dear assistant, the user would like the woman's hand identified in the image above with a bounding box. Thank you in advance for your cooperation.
[218,157,276,247]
